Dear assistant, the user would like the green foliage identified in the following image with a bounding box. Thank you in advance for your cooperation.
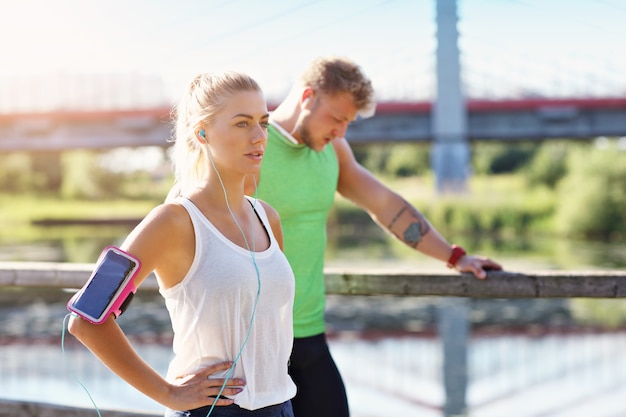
[555,140,626,240]
[60,150,128,199]
[571,299,626,328]
[385,143,430,177]
[416,187,554,237]
[1,138,623,242]
[353,143,389,173]
[472,142,538,175]
[117,170,173,200]
[1,148,170,201]
[353,143,430,177]
[0,194,154,225]
[0,152,64,193]
[0,153,43,192]
[30,152,64,191]
[524,140,569,188]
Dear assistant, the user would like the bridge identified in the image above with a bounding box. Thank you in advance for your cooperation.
[1,0,624,191]
[1,97,625,152]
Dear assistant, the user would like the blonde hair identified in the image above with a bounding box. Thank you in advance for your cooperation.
[170,72,261,190]
[300,56,375,117]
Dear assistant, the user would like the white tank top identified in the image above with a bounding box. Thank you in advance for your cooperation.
[160,196,296,410]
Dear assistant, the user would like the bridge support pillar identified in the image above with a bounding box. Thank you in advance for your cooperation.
[438,298,470,417]
[432,0,469,193]
[431,139,469,193]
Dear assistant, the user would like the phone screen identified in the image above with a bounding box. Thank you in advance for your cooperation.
[71,250,137,320]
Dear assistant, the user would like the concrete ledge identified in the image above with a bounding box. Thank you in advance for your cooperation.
[324,268,626,298]
[0,262,97,289]
[0,399,160,417]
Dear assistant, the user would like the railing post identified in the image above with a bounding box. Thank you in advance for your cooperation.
[438,297,470,417]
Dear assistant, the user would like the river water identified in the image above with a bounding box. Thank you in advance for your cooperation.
[1,223,625,416]
[2,223,626,271]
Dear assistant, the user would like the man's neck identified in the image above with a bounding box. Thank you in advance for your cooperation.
[269,87,304,139]
[270,119,299,145]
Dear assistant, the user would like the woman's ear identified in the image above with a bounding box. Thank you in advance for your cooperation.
[197,129,207,143]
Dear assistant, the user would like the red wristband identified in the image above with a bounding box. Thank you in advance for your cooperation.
[447,244,466,268]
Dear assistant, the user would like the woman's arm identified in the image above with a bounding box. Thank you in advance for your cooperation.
[68,315,242,410]
[68,203,245,410]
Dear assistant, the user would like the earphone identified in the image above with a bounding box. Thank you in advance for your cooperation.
[198,129,207,143]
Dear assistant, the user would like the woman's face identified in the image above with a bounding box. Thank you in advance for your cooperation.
[205,89,269,176]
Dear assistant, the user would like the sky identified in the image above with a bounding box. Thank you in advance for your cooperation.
[1,0,625,110]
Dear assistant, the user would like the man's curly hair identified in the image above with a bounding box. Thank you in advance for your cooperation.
[300,56,375,117]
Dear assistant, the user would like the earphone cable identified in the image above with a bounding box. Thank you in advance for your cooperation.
[203,148,262,417]
[61,313,103,417]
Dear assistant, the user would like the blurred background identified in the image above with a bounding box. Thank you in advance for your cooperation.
[0,1,625,416]
[1,0,626,107]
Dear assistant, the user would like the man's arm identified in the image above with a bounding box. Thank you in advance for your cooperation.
[332,138,501,278]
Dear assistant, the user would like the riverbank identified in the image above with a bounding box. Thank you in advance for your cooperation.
[31,217,141,226]
[0,174,558,240]
[2,172,624,249]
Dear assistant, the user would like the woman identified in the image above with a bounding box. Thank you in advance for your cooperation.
[69,72,296,417]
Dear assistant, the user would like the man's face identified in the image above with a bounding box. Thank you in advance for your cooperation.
[296,92,358,152]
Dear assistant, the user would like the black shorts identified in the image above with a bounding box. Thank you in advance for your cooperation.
[288,333,349,417]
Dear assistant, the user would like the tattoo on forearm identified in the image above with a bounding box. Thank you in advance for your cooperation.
[404,222,426,247]
[387,206,407,230]
[387,204,431,248]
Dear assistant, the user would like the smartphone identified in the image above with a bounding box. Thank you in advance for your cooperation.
[67,246,141,324]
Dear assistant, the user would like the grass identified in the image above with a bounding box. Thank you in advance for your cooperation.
[0,195,156,226]
[0,173,567,245]
[334,173,557,237]
[0,194,158,248]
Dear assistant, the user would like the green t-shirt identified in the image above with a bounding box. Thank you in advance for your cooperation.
[254,124,339,337]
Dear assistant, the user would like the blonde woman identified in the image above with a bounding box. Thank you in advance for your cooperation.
[70,72,296,417]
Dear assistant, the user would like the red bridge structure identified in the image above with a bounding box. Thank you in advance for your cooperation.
[1,97,625,152]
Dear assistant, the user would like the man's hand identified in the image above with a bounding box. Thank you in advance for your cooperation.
[455,255,502,280]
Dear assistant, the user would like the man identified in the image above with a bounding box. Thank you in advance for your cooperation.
[250,56,502,417]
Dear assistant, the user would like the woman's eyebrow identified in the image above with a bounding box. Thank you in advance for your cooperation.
[231,113,253,119]
[231,113,270,119]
